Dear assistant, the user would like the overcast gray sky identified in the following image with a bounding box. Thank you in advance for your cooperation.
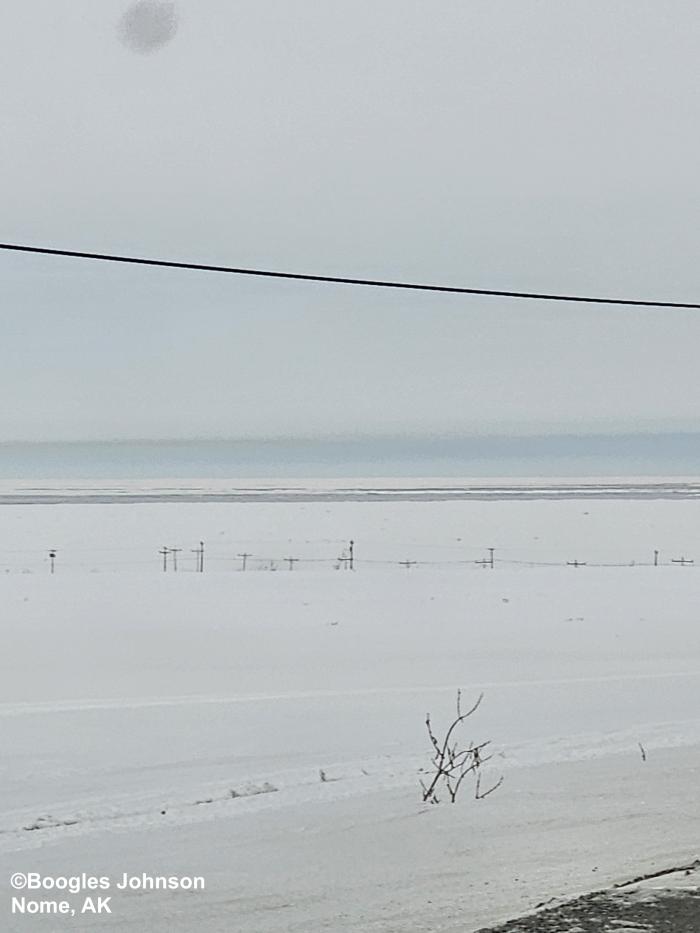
[1,1,699,442]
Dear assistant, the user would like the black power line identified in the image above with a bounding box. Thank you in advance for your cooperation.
[1,241,698,308]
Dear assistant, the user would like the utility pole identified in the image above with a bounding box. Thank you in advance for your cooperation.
[159,547,169,572]
[170,548,181,572]
[48,550,57,574]
[238,552,252,571]
[338,541,355,570]
[285,557,299,571]
[191,541,205,573]
[654,549,659,566]
[476,548,495,569]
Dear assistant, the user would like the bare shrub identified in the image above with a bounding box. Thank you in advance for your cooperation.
[421,690,503,804]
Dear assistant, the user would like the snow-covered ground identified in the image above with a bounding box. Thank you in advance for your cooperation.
[4,485,700,572]
[1,488,699,931]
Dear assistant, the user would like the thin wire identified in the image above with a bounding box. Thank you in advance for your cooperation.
[1,242,698,308]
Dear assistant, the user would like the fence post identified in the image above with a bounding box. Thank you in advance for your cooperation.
[238,552,251,571]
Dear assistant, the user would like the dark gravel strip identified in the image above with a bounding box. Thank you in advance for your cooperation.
[476,886,700,932]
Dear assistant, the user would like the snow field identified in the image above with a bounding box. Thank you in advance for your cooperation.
[1,495,699,931]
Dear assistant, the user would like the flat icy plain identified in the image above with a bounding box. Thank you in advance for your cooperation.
[1,484,698,931]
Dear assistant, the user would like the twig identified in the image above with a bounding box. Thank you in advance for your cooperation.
[422,690,502,804]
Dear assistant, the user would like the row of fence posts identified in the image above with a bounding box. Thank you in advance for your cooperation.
[160,542,204,572]
[36,543,696,573]
[563,552,694,569]
[157,540,355,573]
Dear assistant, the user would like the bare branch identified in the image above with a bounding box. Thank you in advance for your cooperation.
[475,773,504,800]
[421,690,502,805]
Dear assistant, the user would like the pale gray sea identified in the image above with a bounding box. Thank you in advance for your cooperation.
[0,433,698,480]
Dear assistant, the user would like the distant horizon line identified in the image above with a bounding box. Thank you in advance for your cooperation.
[3,429,700,447]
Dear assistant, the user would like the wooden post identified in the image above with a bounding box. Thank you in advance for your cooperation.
[190,542,205,572]
[476,548,495,569]
[238,552,252,571]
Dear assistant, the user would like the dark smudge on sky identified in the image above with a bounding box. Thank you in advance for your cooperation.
[118,0,178,54]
